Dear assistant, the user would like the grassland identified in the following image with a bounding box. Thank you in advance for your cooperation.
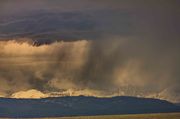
[0,113,179,119]
[41,113,180,119]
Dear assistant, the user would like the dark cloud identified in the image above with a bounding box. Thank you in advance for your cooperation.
[0,0,179,102]
[0,9,133,42]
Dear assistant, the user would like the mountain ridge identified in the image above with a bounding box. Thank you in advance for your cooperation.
[0,96,179,118]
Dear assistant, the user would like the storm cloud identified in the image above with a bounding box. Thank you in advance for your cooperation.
[0,38,179,102]
[0,0,179,102]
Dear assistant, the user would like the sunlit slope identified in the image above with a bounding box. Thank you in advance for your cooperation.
[37,113,180,119]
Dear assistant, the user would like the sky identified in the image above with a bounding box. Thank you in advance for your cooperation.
[0,0,180,102]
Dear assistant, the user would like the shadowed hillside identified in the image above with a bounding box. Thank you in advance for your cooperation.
[0,96,179,118]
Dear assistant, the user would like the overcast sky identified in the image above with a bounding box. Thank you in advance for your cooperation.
[0,0,179,102]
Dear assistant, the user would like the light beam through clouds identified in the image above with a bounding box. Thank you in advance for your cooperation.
[0,38,179,103]
[0,0,179,103]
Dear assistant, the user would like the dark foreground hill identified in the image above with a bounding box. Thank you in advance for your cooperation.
[0,96,179,118]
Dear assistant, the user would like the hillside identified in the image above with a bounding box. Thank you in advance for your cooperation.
[0,96,179,118]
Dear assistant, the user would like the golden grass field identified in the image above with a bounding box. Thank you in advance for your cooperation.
[37,113,180,119]
[0,113,179,119]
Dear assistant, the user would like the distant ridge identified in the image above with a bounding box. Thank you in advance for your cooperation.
[0,96,180,118]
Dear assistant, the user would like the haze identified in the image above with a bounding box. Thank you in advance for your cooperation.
[0,0,179,103]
